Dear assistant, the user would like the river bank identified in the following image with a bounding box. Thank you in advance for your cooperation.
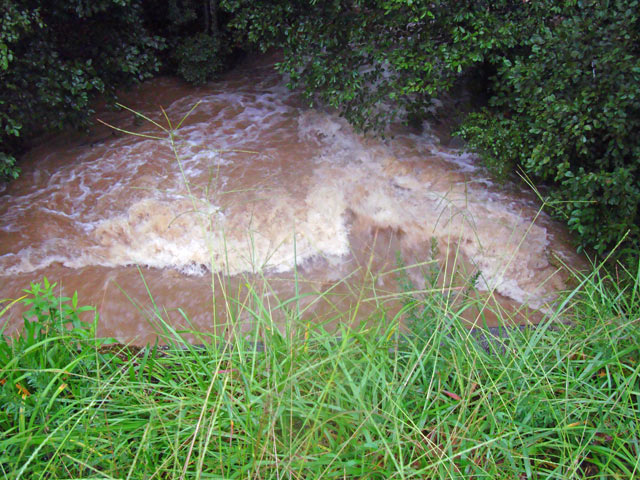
[1,266,638,479]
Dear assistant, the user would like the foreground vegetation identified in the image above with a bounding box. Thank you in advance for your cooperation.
[1,264,639,479]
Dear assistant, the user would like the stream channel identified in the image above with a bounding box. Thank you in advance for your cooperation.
[0,56,584,344]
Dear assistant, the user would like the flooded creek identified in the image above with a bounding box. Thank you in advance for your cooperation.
[0,57,583,343]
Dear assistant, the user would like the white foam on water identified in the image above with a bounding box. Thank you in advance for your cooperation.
[296,111,561,308]
[86,181,350,276]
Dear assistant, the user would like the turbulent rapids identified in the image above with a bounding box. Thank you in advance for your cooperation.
[0,56,582,342]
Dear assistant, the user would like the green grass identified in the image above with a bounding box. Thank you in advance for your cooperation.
[1,263,639,479]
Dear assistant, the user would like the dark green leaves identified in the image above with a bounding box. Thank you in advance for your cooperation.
[460,0,640,256]
[0,0,164,180]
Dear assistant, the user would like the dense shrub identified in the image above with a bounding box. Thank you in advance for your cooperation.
[145,0,230,84]
[0,0,165,179]
[174,32,227,84]
[0,0,235,177]
[458,1,640,256]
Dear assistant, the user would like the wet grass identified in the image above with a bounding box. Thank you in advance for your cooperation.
[1,263,639,479]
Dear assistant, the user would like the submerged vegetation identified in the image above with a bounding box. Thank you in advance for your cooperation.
[1,264,639,478]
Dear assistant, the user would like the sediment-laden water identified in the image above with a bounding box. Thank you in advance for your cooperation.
[0,56,582,343]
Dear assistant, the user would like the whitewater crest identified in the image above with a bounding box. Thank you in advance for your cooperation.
[91,181,351,276]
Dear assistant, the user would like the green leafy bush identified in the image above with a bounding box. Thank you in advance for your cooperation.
[0,153,19,180]
[459,1,640,256]
[0,0,165,180]
[174,32,226,84]
[0,279,102,437]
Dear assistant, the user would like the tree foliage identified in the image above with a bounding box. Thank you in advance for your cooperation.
[144,0,229,85]
[0,0,165,179]
[458,1,640,257]
[0,1,234,178]
[221,0,640,258]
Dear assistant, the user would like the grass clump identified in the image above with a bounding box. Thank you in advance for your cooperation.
[1,269,639,479]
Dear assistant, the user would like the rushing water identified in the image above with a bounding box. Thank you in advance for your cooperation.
[0,56,583,343]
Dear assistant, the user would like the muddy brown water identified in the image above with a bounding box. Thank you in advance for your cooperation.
[0,57,583,344]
